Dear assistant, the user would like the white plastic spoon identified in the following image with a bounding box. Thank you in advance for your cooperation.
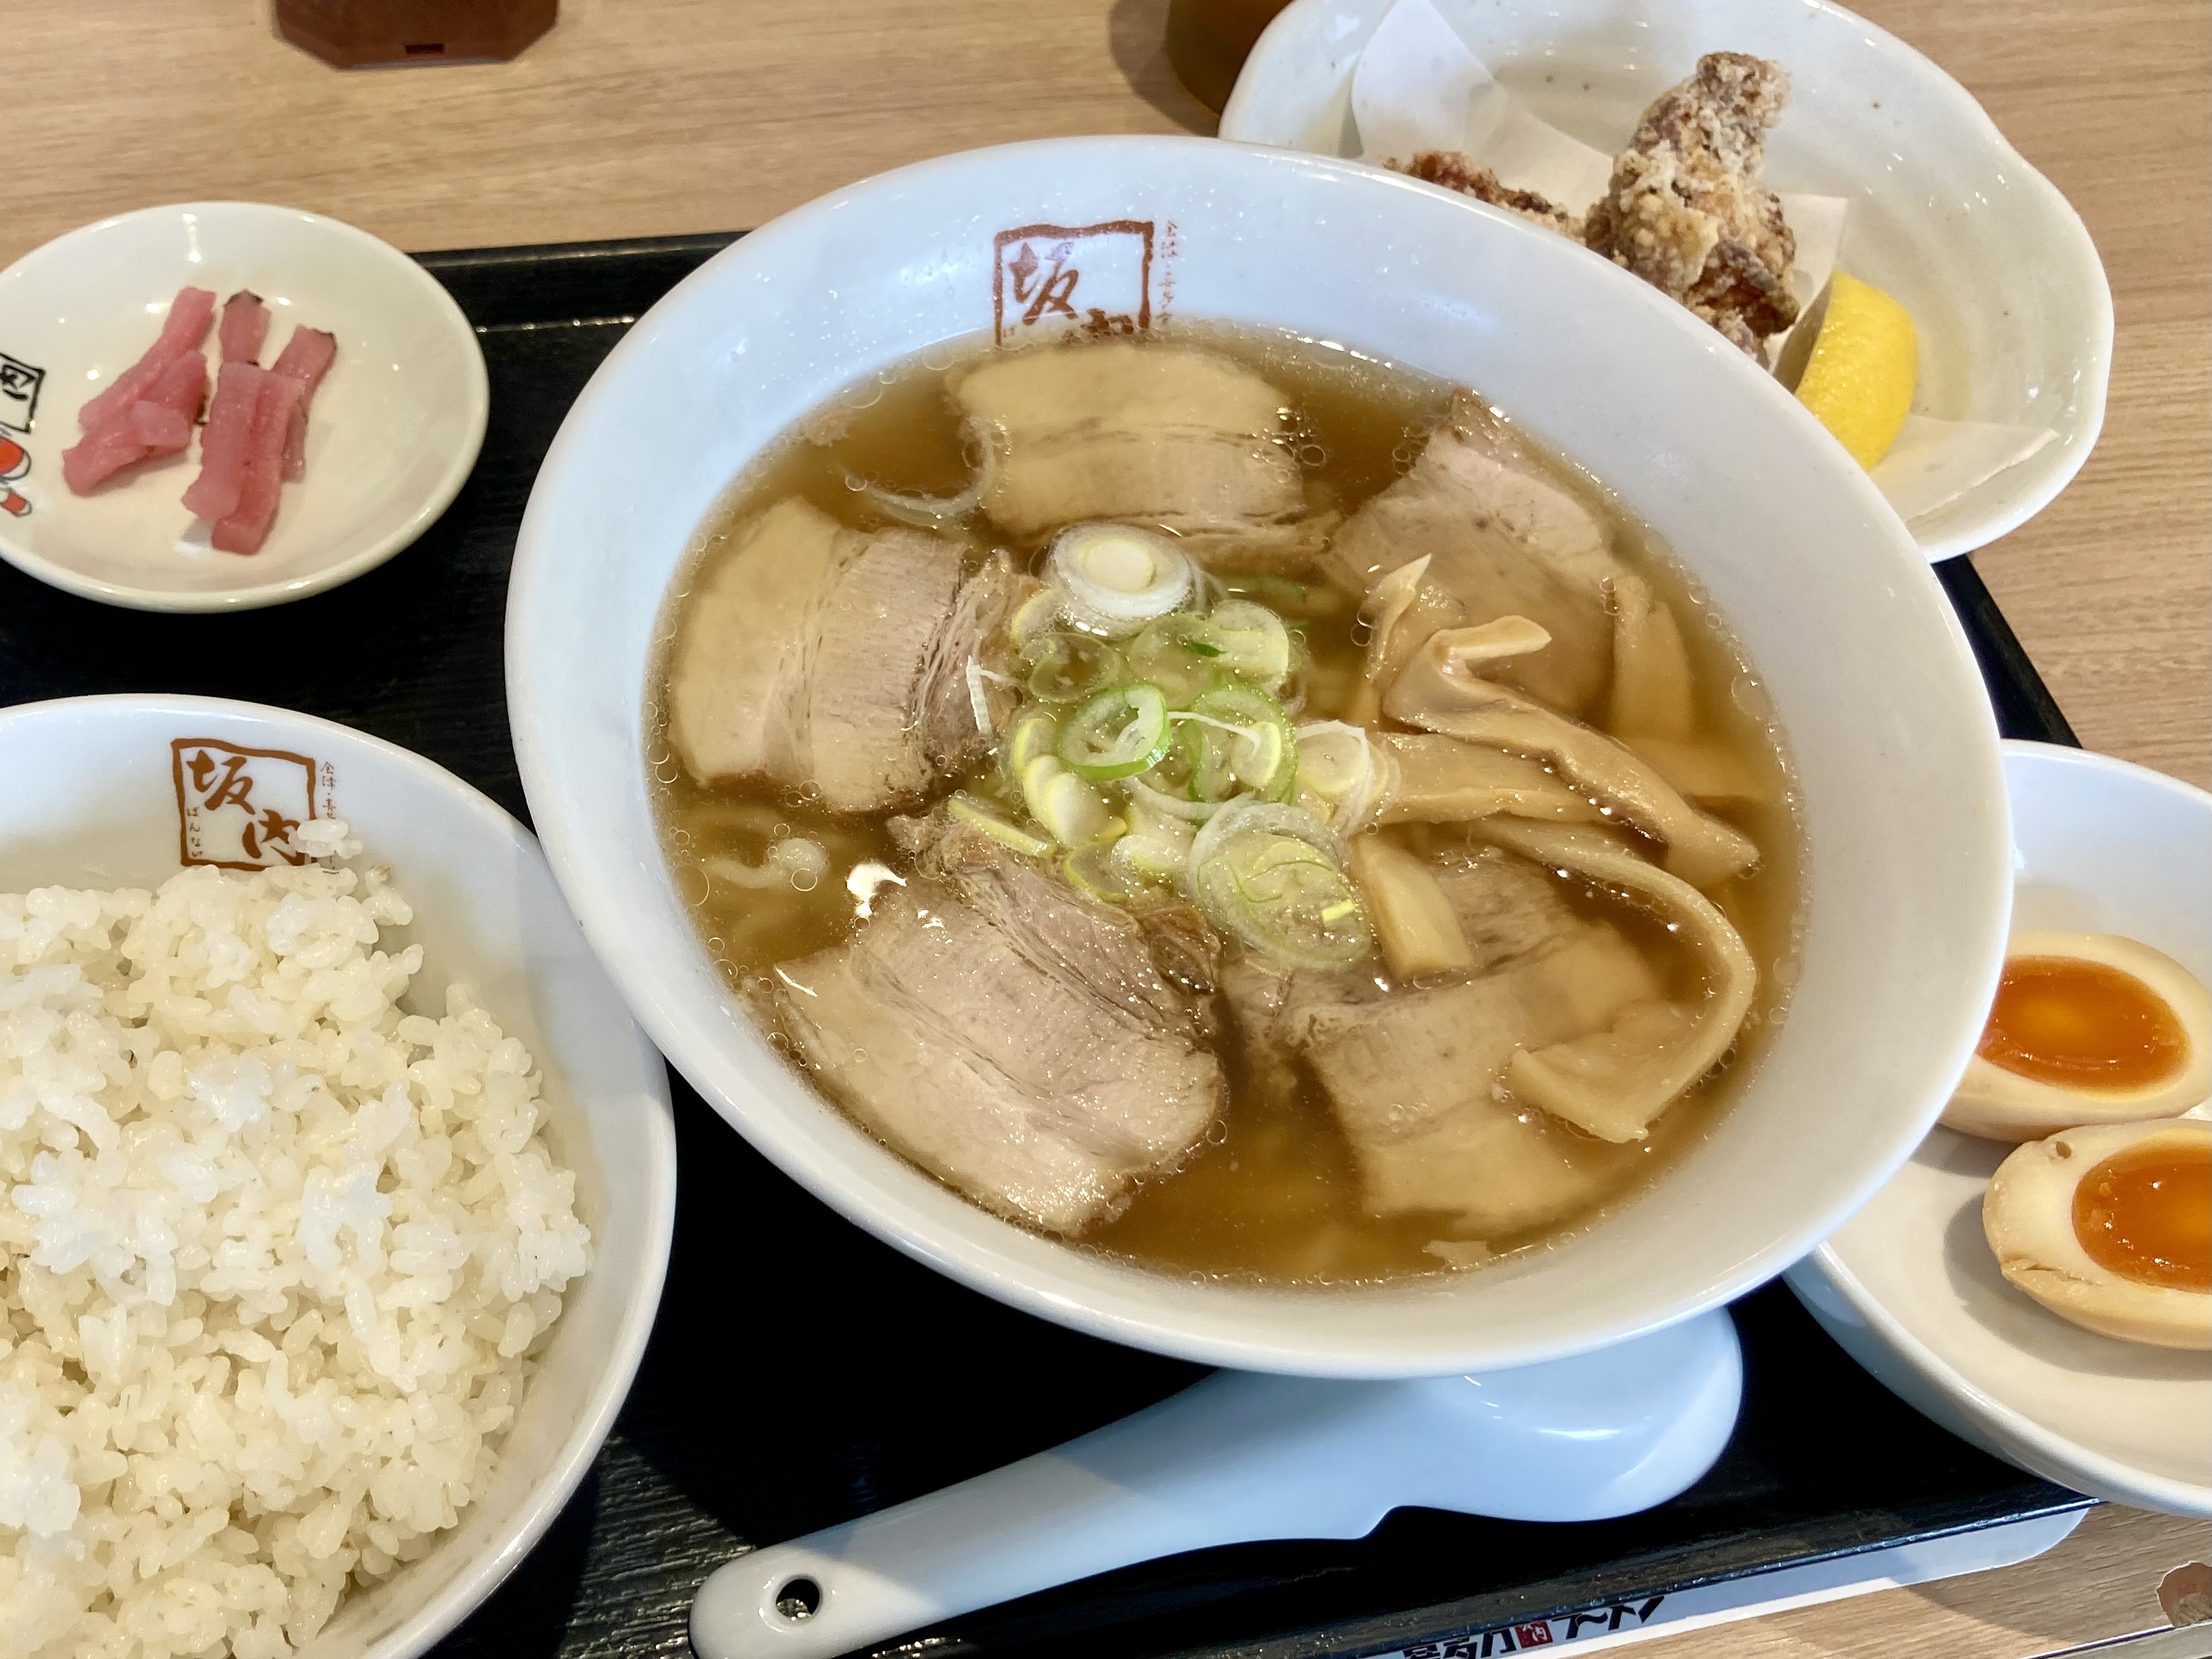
[691,1308,1742,1659]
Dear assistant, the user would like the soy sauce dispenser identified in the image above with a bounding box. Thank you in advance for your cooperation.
[276,0,557,67]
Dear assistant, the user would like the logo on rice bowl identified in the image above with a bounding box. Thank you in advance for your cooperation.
[170,737,336,868]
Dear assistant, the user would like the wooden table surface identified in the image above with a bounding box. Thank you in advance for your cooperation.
[7,3,2209,1655]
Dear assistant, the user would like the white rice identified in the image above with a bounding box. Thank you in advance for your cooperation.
[0,830,592,1659]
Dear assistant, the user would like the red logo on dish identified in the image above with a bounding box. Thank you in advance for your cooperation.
[0,436,29,518]
[992,220,1164,347]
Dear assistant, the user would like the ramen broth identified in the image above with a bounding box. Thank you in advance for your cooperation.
[649,326,1801,1283]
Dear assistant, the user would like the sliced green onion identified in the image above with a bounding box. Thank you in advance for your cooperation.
[1188,798,1346,873]
[1205,600,1293,690]
[1166,719,1244,805]
[1277,633,1314,716]
[1020,755,1125,848]
[858,473,984,530]
[1009,588,1066,657]
[1293,720,1385,833]
[964,657,1001,738]
[856,434,996,530]
[1127,613,1229,708]
[1027,634,1125,703]
[948,792,1053,858]
[1114,804,1196,880]
[1125,775,1237,823]
[1177,715,1241,805]
[1191,829,1372,970]
[1000,706,1060,791]
[1047,524,1196,638]
[1139,714,1197,800]
[1293,721,1368,798]
[1188,797,1368,969]
[1056,682,1171,781]
[1185,684,1298,802]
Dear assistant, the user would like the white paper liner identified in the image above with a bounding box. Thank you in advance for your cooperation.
[1871,415,2059,524]
[1346,0,2057,530]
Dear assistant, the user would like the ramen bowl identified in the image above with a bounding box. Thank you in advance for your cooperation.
[507,136,2009,1378]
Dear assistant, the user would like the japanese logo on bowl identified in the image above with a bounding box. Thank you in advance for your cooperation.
[992,220,1176,346]
[171,738,336,869]
[0,351,44,436]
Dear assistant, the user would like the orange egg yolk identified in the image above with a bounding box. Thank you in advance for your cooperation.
[2072,1138,2211,1293]
[1978,956,2188,1091]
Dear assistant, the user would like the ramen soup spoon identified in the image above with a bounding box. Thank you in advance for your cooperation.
[690,1308,1741,1659]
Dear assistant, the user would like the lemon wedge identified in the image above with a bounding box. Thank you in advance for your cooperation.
[1787,272,1918,470]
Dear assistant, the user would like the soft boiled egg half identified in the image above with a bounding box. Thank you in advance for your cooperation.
[1943,931,2212,1141]
[1984,1117,2211,1350]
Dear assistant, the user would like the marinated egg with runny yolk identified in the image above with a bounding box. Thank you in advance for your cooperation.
[1984,1119,2212,1350]
[1943,931,2211,1141]
[1983,957,2188,1091]
[2072,1135,2211,1293]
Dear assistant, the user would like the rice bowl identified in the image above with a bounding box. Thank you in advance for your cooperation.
[0,696,675,1659]
[1,850,588,1656]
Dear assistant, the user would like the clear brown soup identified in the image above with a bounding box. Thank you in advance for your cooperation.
[648,326,1802,1284]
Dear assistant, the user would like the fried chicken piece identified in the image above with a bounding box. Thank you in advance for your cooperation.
[1393,151,1579,238]
[1583,52,1798,357]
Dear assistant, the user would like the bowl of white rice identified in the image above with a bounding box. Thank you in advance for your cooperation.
[0,694,677,1659]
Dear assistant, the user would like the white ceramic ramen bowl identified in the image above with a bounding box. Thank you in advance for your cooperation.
[507,135,2010,1379]
[0,202,487,611]
[1220,0,2113,563]
[1789,741,2212,1517]
[0,696,677,1658]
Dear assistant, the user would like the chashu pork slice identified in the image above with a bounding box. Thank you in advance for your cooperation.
[1221,848,1656,1237]
[766,825,1223,1235]
[1328,392,1624,718]
[915,548,1035,777]
[667,496,840,784]
[805,521,965,811]
[954,340,1306,544]
[1300,927,1657,1234]
[665,496,971,813]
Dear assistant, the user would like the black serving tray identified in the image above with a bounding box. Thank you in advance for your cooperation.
[0,233,2087,1659]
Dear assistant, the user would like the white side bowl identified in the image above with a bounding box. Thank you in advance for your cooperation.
[0,696,678,1657]
[0,203,488,611]
[1789,741,2212,1518]
[1220,0,2113,563]
[508,134,2009,1379]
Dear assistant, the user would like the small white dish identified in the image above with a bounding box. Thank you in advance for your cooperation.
[1220,0,2113,563]
[0,202,488,611]
[508,135,2011,1379]
[0,694,679,1656]
[1789,740,2212,1518]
